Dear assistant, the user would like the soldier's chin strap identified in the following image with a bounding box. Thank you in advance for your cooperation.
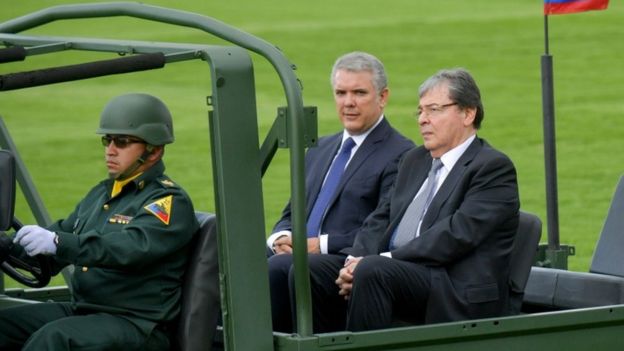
[115,145,155,181]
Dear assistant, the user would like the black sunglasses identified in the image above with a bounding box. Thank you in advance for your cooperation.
[101,135,145,148]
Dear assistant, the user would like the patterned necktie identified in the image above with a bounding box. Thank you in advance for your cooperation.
[306,138,356,237]
[391,158,443,249]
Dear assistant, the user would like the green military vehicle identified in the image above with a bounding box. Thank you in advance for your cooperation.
[2,3,624,350]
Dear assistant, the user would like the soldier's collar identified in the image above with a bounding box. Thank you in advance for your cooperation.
[111,173,142,198]
[107,160,165,196]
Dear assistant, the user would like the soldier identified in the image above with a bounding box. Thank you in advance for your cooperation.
[0,93,198,350]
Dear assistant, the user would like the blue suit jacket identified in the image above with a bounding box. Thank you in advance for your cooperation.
[272,118,414,254]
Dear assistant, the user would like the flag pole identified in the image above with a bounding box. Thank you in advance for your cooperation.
[541,14,561,253]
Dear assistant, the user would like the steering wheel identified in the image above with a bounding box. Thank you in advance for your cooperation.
[1,217,51,288]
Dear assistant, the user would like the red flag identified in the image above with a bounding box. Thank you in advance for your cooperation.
[544,0,609,15]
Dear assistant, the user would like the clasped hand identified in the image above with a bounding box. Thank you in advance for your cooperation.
[13,225,57,256]
[273,236,320,254]
[335,256,362,300]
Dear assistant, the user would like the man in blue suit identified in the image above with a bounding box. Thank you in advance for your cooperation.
[267,51,415,332]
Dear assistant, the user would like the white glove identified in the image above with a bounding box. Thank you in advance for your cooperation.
[13,225,57,256]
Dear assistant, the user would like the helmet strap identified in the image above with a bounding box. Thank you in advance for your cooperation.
[115,145,155,180]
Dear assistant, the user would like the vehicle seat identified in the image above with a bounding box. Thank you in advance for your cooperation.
[589,175,624,277]
[524,175,624,309]
[507,211,542,314]
[0,150,16,231]
[173,212,220,351]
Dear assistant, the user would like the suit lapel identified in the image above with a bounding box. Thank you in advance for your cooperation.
[306,134,341,213]
[394,151,431,225]
[325,119,390,208]
[380,150,430,250]
[341,119,390,184]
[421,138,483,228]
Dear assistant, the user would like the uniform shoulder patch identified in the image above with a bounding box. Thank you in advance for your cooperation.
[144,195,173,225]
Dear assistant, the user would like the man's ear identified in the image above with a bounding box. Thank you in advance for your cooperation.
[463,106,477,127]
[146,145,163,161]
[379,87,389,109]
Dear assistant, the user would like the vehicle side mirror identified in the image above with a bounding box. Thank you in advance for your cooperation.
[0,150,16,231]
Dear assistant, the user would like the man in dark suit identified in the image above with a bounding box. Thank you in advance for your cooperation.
[308,67,519,332]
[267,52,414,332]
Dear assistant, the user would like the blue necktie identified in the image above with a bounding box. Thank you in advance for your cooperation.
[306,138,356,237]
[390,158,443,249]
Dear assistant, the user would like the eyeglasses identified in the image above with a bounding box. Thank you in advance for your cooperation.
[101,135,145,148]
[416,102,458,118]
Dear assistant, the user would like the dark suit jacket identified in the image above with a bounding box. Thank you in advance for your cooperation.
[344,137,519,323]
[272,118,414,254]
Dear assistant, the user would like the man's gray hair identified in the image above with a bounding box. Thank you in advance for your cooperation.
[418,68,484,129]
[330,51,388,93]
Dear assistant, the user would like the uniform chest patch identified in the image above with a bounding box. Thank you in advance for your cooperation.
[109,214,133,225]
[144,195,173,225]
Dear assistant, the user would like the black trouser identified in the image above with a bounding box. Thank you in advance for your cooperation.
[268,253,297,333]
[306,254,350,333]
[268,253,348,333]
[271,253,432,333]
[306,254,432,332]
[346,255,431,331]
[0,302,169,350]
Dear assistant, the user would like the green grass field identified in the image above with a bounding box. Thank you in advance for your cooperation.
[2,0,623,289]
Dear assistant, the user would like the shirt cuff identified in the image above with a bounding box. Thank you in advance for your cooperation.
[320,234,328,254]
[380,251,392,258]
[266,230,291,252]
[344,255,355,267]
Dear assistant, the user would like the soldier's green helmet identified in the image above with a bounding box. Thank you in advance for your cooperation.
[96,93,174,145]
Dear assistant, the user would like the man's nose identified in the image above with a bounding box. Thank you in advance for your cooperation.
[344,93,356,106]
[418,112,429,125]
[105,143,118,155]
